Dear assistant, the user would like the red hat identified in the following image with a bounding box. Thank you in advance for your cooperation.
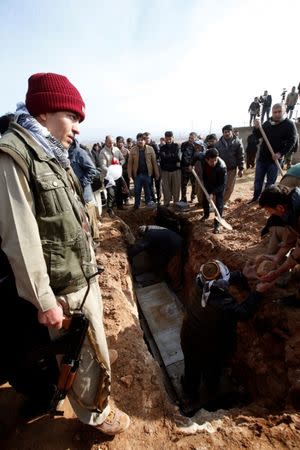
[25,73,86,122]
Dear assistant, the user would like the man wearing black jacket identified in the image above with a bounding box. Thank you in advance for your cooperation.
[249,104,298,203]
[260,90,272,123]
[216,125,244,205]
[195,148,227,234]
[180,132,198,202]
[160,131,181,206]
[181,260,265,406]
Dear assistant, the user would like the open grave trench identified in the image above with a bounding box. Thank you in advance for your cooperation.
[116,201,300,421]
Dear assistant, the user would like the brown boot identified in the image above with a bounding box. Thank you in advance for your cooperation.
[95,407,130,435]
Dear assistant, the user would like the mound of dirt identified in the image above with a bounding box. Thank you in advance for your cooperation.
[2,176,300,449]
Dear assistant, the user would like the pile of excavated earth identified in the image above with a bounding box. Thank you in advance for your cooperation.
[1,171,300,450]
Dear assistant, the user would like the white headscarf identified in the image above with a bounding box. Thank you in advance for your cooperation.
[196,260,230,308]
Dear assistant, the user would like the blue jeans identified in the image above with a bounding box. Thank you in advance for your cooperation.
[134,173,151,207]
[253,159,279,200]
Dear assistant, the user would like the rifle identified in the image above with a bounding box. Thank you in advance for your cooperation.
[49,268,101,416]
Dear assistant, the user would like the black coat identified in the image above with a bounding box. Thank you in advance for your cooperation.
[181,271,262,363]
[216,137,245,171]
[159,143,181,172]
[180,141,195,168]
[128,225,183,266]
[254,118,298,163]
[194,154,227,194]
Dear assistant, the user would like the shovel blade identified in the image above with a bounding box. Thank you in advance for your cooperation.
[215,215,233,230]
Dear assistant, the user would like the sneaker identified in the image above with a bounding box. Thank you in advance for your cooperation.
[146,201,156,209]
[95,407,130,435]
[109,349,118,365]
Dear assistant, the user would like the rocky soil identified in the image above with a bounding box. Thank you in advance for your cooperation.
[1,169,300,450]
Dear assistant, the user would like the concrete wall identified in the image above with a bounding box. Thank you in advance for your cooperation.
[235,122,300,164]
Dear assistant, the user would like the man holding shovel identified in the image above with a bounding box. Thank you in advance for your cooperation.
[249,103,298,203]
[193,148,227,234]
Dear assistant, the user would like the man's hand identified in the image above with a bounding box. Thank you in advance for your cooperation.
[38,304,64,329]
[272,153,281,161]
[259,268,281,283]
[256,281,273,293]
[256,254,279,266]
[254,118,260,128]
[238,170,243,178]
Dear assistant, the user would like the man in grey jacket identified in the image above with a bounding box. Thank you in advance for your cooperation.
[216,125,244,204]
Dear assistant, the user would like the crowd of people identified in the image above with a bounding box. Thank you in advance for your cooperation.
[248,83,300,126]
[0,72,300,436]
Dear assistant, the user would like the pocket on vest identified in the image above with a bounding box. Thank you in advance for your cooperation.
[36,175,72,216]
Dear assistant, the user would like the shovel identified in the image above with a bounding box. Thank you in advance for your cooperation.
[191,168,232,230]
[258,123,284,177]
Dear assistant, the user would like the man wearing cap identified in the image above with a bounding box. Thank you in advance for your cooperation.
[180,260,265,407]
[0,73,130,434]
[216,125,244,205]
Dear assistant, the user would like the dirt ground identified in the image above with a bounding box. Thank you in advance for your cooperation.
[2,168,300,450]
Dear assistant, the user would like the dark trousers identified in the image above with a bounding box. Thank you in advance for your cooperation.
[249,113,257,126]
[202,190,224,218]
[181,169,196,202]
[123,173,130,202]
[182,352,222,397]
[134,173,151,207]
[253,159,278,200]
[246,149,257,169]
[0,274,58,406]
[261,106,271,123]
[104,177,123,210]
[150,176,161,202]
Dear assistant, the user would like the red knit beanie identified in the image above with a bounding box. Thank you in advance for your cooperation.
[25,73,86,122]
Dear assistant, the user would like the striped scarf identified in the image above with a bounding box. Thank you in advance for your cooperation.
[15,103,70,169]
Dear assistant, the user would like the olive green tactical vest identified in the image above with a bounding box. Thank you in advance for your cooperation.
[0,123,95,295]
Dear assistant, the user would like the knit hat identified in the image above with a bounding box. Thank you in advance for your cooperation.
[25,73,85,122]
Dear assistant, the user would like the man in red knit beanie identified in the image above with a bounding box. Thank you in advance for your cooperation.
[0,73,130,435]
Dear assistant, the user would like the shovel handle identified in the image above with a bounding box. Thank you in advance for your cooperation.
[258,124,284,177]
[191,168,232,230]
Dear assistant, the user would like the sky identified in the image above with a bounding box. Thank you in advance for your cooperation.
[1,0,299,142]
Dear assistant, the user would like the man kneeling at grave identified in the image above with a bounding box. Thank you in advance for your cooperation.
[127,225,183,290]
[180,259,267,409]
